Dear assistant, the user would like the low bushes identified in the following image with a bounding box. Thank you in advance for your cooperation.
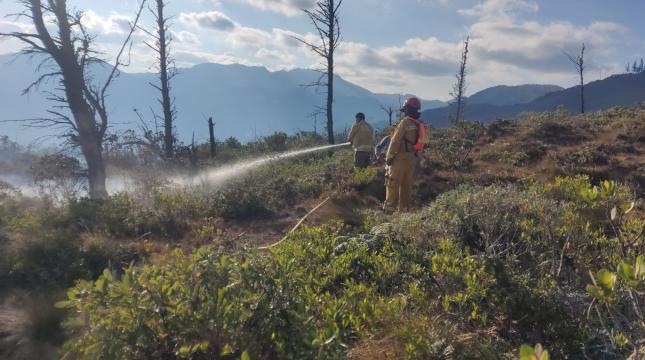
[0,202,141,292]
[58,177,644,359]
[59,221,508,359]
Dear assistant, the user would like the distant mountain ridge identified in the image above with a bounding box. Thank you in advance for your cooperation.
[468,84,564,106]
[0,54,444,144]
[422,72,645,127]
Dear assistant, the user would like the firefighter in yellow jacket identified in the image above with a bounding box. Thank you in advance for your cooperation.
[384,97,422,212]
[348,112,374,169]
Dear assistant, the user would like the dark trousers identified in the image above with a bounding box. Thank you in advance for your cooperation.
[354,151,371,169]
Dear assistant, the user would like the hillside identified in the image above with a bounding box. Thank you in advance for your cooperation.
[0,54,444,144]
[1,107,644,359]
[422,72,645,126]
[467,84,563,106]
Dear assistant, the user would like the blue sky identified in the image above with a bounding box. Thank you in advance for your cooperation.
[1,0,643,100]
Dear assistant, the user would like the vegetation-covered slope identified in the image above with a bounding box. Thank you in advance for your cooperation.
[468,84,564,106]
[1,107,644,359]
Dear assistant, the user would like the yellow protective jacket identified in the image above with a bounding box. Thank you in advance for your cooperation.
[386,116,419,162]
[348,120,374,152]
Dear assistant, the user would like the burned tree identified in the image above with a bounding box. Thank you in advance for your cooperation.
[307,107,325,135]
[294,0,343,145]
[208,117,216,158]
[565,43,586,114]
[380,105,394,127]
[449,36,470,125]
[139,0,177,159]
[0,0,145,199]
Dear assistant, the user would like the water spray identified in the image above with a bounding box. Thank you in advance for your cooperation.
[170,142,351,188]
[5,143,351,195]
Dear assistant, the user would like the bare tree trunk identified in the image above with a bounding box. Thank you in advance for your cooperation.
[294,0,342,145]
[190,132,198,168]
[566,43,585,114]
[326,0,336,144]
[68,91,109,198]
[208,117,216,158]
[81,132,108,198]
[155,0,175,158]
[380,105,393,127]
[36,0,110,198]
[450,36,470,126]
[580,60,585,114]
[327,52,335,144]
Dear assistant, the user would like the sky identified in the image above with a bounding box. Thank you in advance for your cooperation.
[0,0,643,100]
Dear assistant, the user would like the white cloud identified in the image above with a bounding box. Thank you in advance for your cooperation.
[333,40,459,100]
[0,20,35,55]
[208,0,316,17]
[469,18,623,74]
[141,2,625,99]
[177,10,317,70]
[337,38,459,78]
[179,10,311,54]
[179,11,236,31]
[256,47,296,64]
[330,0,624,99]
[0,19,34,33]
[82,10,132,35]
[459,0,538,20]
[172,30,201,48]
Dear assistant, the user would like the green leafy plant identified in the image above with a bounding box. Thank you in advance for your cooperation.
[587,269,617,303]
[519,343,549,360]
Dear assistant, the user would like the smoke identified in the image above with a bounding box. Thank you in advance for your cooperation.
[0,174,39,197]
[1,143,351,196]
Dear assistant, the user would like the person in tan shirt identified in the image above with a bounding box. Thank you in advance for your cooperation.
[384,98,422,212]
[348,112,374,169]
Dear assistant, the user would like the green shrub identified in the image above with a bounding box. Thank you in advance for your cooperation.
[583,190,644,358]
[553,146,609,168]
[351,167,378,187]
[0,195,146,292]
[213,181,274,220]
[430,122,485,169]
[59,248,341,359]
[263,132,289,152]
[2,209,86,289]
[395,184,562,264]
[60,219,509,359]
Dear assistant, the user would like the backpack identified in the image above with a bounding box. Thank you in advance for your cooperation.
[375,135,391,157]
[410,118,430,152]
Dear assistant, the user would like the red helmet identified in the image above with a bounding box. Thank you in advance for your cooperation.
[402,97,422,110]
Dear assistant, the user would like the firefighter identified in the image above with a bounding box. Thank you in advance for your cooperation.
[384,97,422,212]
[348,112,374,169]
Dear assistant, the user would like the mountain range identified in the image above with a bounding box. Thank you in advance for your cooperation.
[3,52,643,145]
[422,72,645,127]
[467,84,564,106]
[0,53,444,144]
